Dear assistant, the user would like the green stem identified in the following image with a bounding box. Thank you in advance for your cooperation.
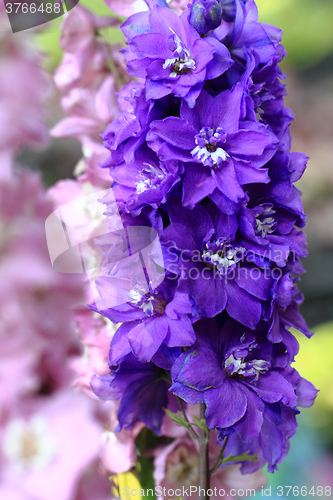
[177,397,199,441]
[210,436,229,476]
[199,403,210,500]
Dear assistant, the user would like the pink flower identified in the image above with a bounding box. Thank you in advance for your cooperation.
[69,310,139,475]
[153,436,267,500]
[59,5,119,54]
[102,0,188,17]
[0,170,84,406]
[0,46,49,178]
[70,460,117,500]
[70,309,115,395]
[0,391,104,500]
[77,139,111,189]
[52,75,119,143]
[99,401,140,474]
[54,6,119,93]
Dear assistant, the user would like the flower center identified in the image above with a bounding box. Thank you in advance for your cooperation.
[163,29,196,78]
[255,206,276,238]
[202,238,245,275]
[3,416,56,471]
[135,162,166,194]
[191,127,229,167]
[166,445,199,486]
[224,333,270,381]
[224,353,269,380]
[128,285,166,316]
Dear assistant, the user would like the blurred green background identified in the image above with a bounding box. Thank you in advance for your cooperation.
[22,0,333,496]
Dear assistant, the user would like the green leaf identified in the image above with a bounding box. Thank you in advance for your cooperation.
[164,409,193,431]
[222,451,258,464]
[192,416,209,434]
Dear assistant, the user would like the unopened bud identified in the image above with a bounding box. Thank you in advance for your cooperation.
[189,0,222,35]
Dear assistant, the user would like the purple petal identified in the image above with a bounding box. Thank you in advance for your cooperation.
[128,315,169,362]
[170,381,205,404]
[149,117,196,150]
[249,371,297,407]
[234,386,264,442]
[235,267,273,300]
[205,378,247,429]
[109,321,140,365]
[165,291,193,318]
[164,316,196,348]
[212,162,245,202]
[206,83,243,133]
[296,377,318,408]
[174,347,225,391]
[90,374,115,401]
[227,128,276,158]
[182,163,216,209]
[225,281,262,329]
[205,38,233,80]
[189,269,228,317]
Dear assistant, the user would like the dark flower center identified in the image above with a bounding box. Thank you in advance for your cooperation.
[171,60,192,75]
[206,143,217,153]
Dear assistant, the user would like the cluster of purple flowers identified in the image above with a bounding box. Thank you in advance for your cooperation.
[91,0,318,474]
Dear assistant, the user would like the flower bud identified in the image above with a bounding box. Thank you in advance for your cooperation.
[220,0,236,22]
[189,0,222,35]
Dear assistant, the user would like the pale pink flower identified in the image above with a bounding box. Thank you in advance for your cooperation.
[77,138,111,189]
[0,170,84,407]
[0,391,105,500]
[102,0,188,17]
[71,460,117,500]
[0,43,49,178]
[54,6,119,93]
[70,309,116,395]
[52,75,119,143]
[59,5,119,54]
[68,310,139,475]
[99,401,140,474]
[54,48,107,92]
[153,436,267,500]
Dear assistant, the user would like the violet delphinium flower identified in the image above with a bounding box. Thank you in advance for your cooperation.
[122,5,233,106]
[170,317,318,471]
[148,85,278,206]
[91,354,174,434]
[101,83,183,214]
[91,279,196,363]
[89,0,317,478]
[162,198,275,326]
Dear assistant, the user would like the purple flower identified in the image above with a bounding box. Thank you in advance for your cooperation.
[237,198,307,267]
[220,0,238,22]
[162,198,276,328]
[170,317,317,456]
[91,277,197,364]
[122,5,233,107]
[86,0,316,472]
[101,83,183,214]
[189,0,222,35]
[107,154,182,216]
[219,405,299,473]
[220,372,318,473]
[148,84,278,207]
[217,0,284,74]
[91,354,172,434]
